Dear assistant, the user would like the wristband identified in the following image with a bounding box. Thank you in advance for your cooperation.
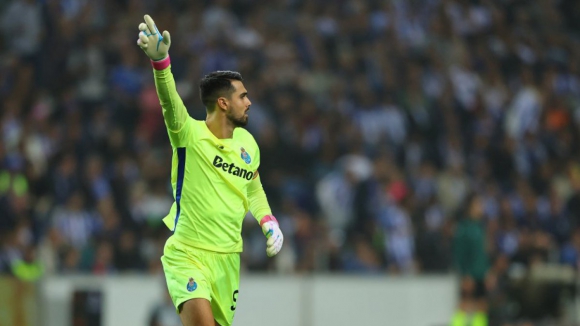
[260,215,278,226]
[150,55,170,70]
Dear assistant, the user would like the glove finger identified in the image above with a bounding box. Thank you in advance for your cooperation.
[144,15,157,36]
[162,30,171,45]
[137,39,148,49]
[272,245,281,256]
[273,236,283,249]
[138,22,151,34]
[138,32,149,44]
[267,242,281,257]
[267,235,277,247]
[262,223,273,237]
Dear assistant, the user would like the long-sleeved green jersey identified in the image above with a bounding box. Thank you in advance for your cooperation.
[154,65,272,253]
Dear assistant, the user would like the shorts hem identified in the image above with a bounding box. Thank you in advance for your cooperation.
[174,295,212,314]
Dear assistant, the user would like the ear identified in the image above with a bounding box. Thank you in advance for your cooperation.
[217,97,228,111]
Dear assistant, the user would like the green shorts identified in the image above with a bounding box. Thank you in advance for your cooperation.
[161,236,240,326]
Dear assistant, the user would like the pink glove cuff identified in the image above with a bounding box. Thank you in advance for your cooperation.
[150,56,170,70]
[260,215,278,226]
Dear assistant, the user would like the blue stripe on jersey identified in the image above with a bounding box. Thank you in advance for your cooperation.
[173,147,186,232]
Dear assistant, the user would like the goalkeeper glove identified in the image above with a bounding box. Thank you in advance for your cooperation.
[136,14,171,61]
[260,215,283,257]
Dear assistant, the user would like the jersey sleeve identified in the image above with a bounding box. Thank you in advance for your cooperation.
[247,173,272,223]
[246,142,272,222]
[152,61,196,147]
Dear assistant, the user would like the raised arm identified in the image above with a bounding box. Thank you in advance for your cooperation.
[137,14,192,146]
[151,60,189,133]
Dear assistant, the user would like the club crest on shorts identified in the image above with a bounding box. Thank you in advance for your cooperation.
[240,147,251,164]
[186,277,197,292]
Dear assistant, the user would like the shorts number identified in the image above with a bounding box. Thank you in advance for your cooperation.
[230,290,239,311]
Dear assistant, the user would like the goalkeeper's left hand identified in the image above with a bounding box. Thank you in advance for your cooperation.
[260,215,283,257]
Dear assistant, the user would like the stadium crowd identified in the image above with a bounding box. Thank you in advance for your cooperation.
[2,0,580,324]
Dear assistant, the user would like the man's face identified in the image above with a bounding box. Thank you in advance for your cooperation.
[225,80,251,127]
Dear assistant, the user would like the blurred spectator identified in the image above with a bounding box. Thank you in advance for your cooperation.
[451,194,489,326]
[11,245,43,282]
[341,234,382,273]
[114,229,145,272]
[560,229,580,269]
[49,191,101,250]
[149,287,181,326]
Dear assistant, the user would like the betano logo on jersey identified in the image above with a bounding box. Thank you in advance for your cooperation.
[213,155,254,180]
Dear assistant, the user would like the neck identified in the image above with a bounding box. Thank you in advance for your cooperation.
[206,112,235,139]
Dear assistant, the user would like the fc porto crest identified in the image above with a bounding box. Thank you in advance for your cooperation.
[186,277,197,292]
[240,147,251,164]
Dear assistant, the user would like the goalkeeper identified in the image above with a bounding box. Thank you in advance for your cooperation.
[136,15,283,326]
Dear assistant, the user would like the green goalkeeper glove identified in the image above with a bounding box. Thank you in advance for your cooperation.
[137,14,171,61]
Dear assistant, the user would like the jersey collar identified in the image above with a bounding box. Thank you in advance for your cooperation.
[199,121,235,152]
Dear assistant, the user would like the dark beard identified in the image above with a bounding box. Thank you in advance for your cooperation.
[227,111,248,127]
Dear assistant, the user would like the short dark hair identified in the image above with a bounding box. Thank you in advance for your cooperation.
[199,71,243,111]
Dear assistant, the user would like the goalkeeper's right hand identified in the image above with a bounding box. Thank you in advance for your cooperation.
[137,14,171,61]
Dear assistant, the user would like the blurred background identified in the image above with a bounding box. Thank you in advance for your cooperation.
[2,0,580,325]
